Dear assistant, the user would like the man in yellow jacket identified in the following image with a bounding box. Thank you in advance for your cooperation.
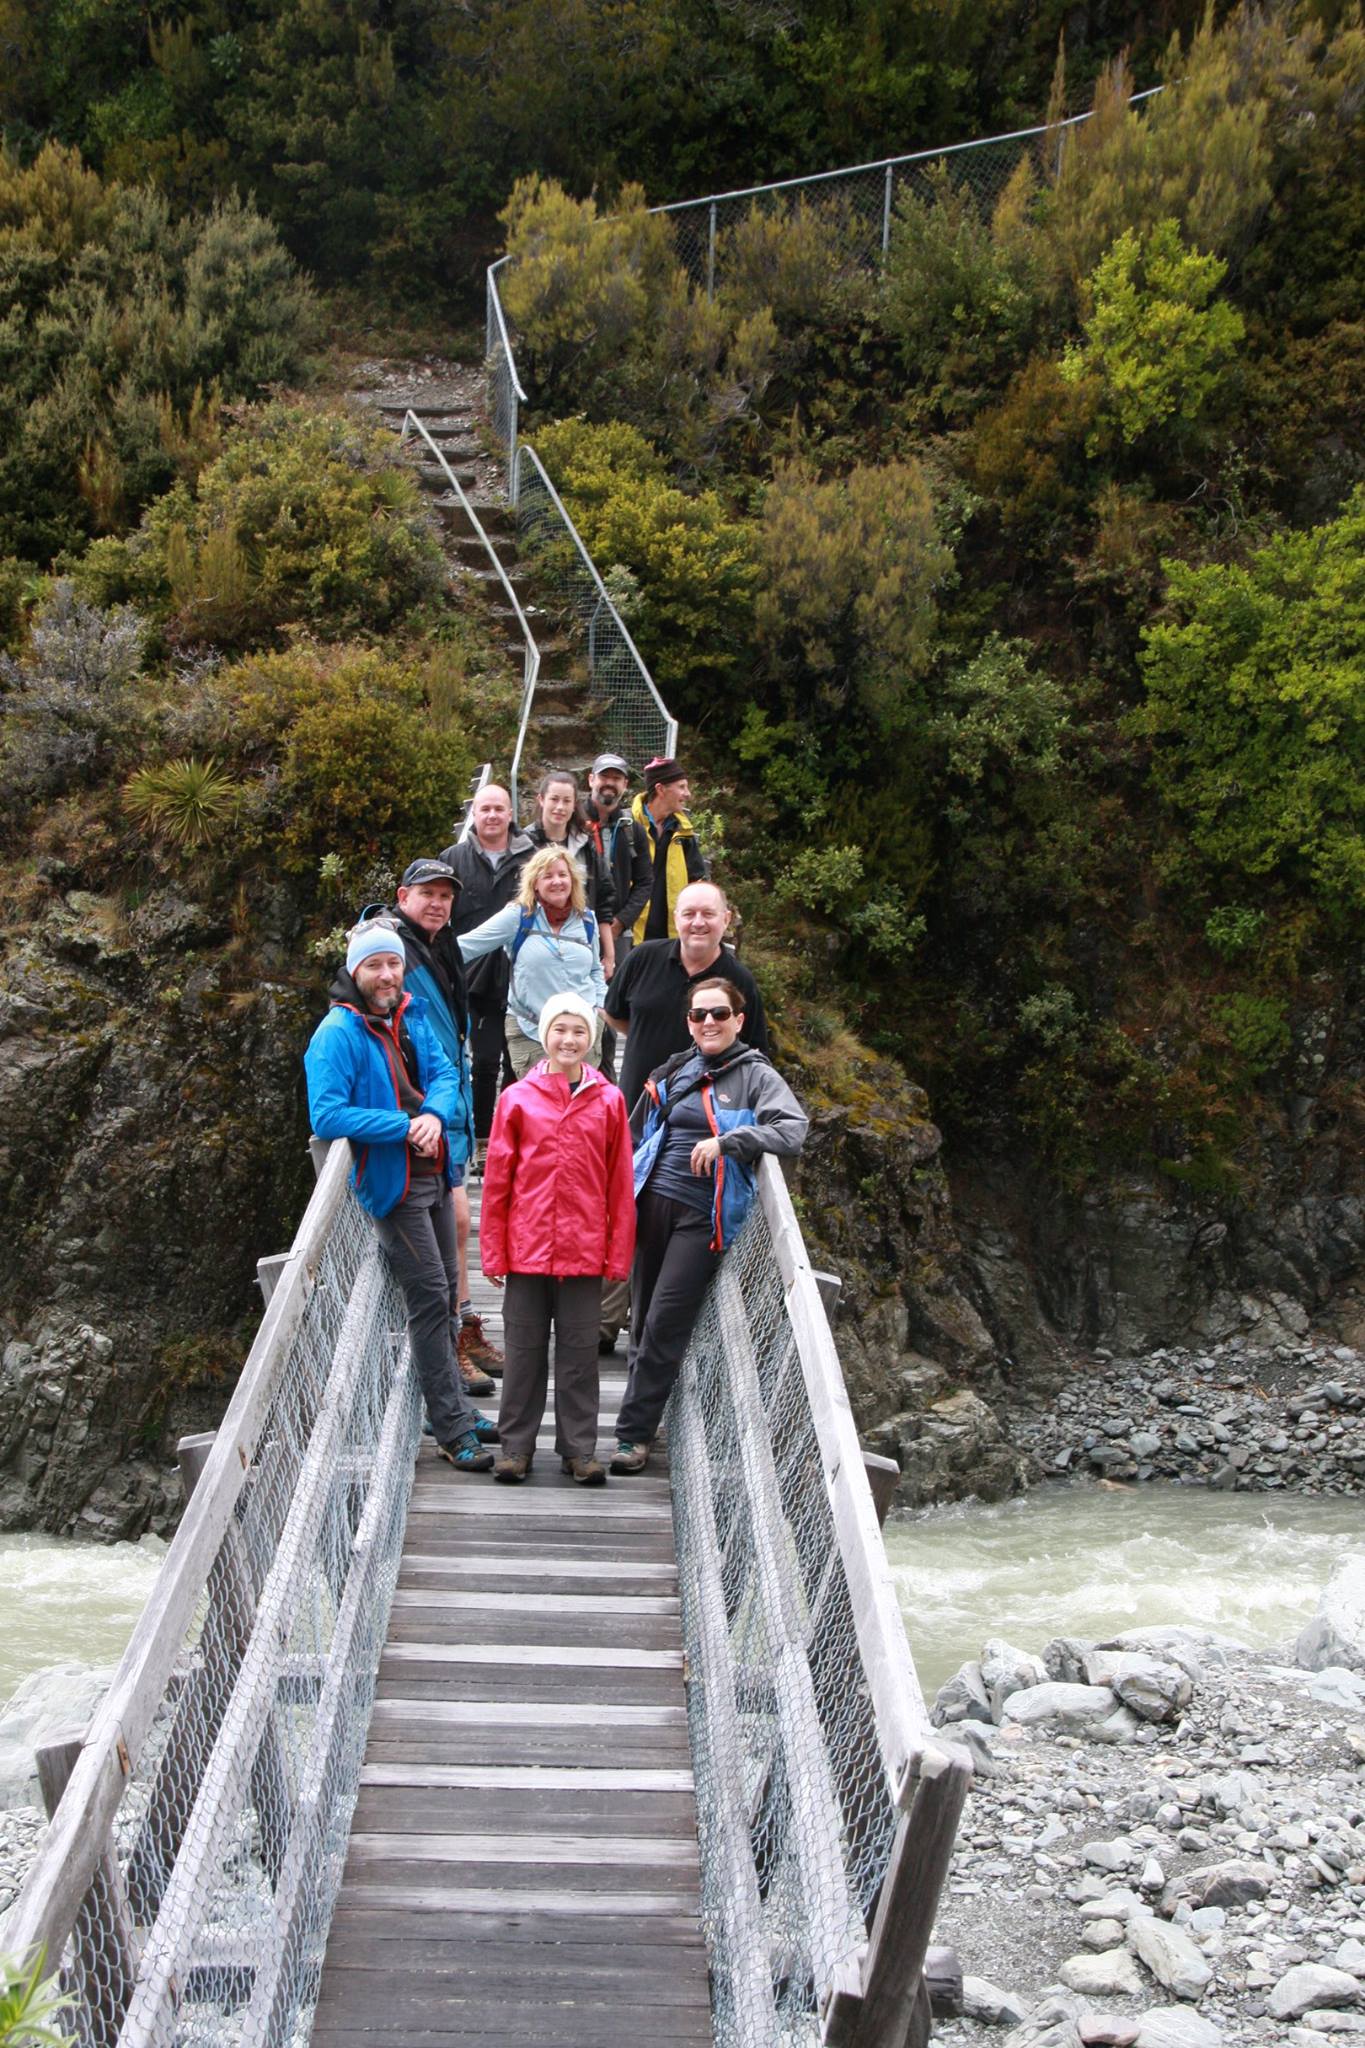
[631,757,709,942]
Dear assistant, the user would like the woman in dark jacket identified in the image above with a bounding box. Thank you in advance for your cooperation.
[525,771,618,976]
[610,975,808,1474]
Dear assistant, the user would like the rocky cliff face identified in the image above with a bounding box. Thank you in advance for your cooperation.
[0,879,314,1538]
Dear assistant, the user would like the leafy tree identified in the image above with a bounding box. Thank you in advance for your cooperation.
[1136,487,1365,914]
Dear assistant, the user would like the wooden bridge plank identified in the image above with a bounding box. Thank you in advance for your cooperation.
[311,1189,712,2048]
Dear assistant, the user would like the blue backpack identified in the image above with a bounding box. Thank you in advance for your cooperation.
[511,905,596,959]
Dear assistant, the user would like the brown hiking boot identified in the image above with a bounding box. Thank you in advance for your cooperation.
[459,1313,504,1379]
[494,1451,533,1484]
[561,1455,607,1486]
[609,1440,649,1475]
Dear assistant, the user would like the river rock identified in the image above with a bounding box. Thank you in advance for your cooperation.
[1160,1857,1273,1912]
[963,1975,1031,2025]
[1111,1663,1193,1723]
[933,1659,994,1726]
[1297,1554,1365,1673]
[1127,1918,1213,2001]
[1291,2017,1365,2035]
[982,1636,1049,1710]
[1079,2023,1140,2047]
[1132,2011,1223,2047]
[1336,1941,1365,1978]
[0,1662,113,1809]
[1003,1990,1085,2047]
[1059,1949,1143,1995]
[1306,1666,1365,1711]
[1001,1683,1116,1730]
[1268,1963,1364,2020]
[1045,1637,1093,1685]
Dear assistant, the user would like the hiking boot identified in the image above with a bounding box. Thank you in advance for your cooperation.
[609,1440,649,1475]
[437,1433,494,1473]
[472,1412,500,1444]
[459,1313,504,1379]
[494,1451,532,1484]
[456,1346,495,1397]
[561,1455,607,1486]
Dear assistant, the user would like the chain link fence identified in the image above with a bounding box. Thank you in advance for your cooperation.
[2,1143,421,2048]
[513,443,677,778]
[669,1160,938,2048]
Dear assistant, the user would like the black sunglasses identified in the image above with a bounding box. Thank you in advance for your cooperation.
[688,1005,734,1023]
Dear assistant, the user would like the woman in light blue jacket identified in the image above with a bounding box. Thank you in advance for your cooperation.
[457,845,607,1079]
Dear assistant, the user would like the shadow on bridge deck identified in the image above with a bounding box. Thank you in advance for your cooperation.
[311,1193,712,2046]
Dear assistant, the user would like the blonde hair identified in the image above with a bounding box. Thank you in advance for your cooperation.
[517,844,587,916]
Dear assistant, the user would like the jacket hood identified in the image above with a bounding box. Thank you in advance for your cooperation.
[657,1041,762,1086]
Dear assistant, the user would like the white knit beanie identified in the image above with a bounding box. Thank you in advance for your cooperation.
[538,991,596,1040]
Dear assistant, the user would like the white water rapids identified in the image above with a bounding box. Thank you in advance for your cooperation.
[0,1485,1357,1718]
[885,1479,1359,1698]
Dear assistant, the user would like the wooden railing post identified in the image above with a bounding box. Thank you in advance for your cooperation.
[827,1748,973,2048]
[34,1733,138,2048]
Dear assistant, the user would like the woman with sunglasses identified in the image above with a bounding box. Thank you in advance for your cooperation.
[610,977,808,1474]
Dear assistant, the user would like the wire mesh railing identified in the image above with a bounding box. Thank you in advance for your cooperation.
[399,409,542,818]
[1,1142,421,2048]
[670,1159,967,2048]
[483,90,1164,474]
[513,442,677,776]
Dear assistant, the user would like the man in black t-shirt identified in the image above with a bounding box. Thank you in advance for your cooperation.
[603,881,769,1114]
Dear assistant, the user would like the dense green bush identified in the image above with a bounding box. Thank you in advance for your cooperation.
[1060,218,1243,450]
[883,159,1041,413]
[80,407,446,648]
[0,145,318,562]
[219,645,474,877]
[531,417,755,702]
[1136,487,1365,915]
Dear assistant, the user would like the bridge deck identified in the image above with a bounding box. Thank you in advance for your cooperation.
[312,1203,712,2045]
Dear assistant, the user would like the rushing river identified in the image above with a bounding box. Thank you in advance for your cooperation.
[885,1479,1361,1700]
[0,1533,166,1706]
[0,1486,1359,1718]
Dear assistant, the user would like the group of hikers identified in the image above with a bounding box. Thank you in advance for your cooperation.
[303,751,808,1486]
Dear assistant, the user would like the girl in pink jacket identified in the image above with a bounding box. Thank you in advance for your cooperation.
[479,992,636,1485]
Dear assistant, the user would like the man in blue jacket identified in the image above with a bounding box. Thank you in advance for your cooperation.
[304,924,495,1472]
[356,858,505,1396]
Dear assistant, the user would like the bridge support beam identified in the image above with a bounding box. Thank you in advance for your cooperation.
[34,1732,139,2048]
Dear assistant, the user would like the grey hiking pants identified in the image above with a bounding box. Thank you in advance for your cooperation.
[373,1176,480,1449]
[498,1273,603,1462]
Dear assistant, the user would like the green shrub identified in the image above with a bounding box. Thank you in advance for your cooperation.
[0,1948,72,2048]
[1060,219,1244,450]
[1211,990,1291,1075]
[1204,905,1264,960]
[530,418,755,702]
[883,159,1041,412]
[101,407,446,648]
[756,457,950,726]
[221,644,474,877]
[1136,487,1365,914]
[0,145,317,563]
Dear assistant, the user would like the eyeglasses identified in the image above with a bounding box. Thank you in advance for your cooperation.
[688,1005,734,1023]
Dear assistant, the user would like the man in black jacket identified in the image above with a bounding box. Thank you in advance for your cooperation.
[584,753,652,1084]
[438,783,533,1146]
[604,880,769,1113]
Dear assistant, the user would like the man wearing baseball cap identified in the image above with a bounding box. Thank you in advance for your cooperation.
[630,758,708,943]
[303,924,496,1473]
[584,755,651,1077]
[352,858,504,1395]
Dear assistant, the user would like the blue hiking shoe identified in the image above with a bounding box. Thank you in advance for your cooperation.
[609,1439,649,1475]
[473,1413,500,1444]
[437,1432,495,1473]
